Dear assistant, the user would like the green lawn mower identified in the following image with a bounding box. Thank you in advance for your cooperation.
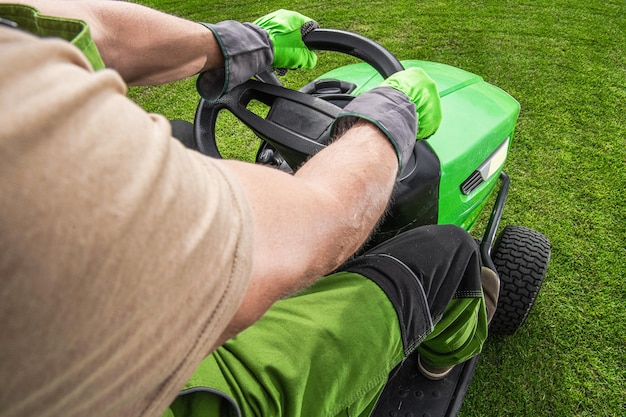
[182,28,551,416]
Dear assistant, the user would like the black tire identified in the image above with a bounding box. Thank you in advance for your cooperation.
[489,225,551,335]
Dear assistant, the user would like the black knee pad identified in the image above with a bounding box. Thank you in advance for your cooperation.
[339,225,482,355]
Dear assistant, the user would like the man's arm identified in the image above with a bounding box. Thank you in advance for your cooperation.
[213,68,437,346]
[9,0,224,85]
[6,0,435,348]
[213,121,398,345]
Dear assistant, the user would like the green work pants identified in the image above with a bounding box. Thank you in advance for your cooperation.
[163,225,487,417]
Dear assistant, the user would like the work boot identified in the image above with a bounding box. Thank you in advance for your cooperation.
[481,266,500,324]
[417,267,501,380]
[417,355,455,380]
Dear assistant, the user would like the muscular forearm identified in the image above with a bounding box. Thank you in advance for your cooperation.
[216,121,398,341]
[10,0,223,85]
[293,122,398,265]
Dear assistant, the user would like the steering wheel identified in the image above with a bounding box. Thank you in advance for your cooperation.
[193,28,404,170]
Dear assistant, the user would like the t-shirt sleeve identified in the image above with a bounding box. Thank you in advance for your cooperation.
[0,28,253,417]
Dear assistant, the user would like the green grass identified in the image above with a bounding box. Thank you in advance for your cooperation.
[127,0,625,415]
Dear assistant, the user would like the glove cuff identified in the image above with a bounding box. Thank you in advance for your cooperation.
[196,21,273,101]
[331,87,417,174]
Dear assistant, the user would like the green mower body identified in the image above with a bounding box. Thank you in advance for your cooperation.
[317,60,520,233]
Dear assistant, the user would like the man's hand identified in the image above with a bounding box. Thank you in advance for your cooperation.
[380,67,442,139]
[332,68,442,174]
[253,9,318,70]
[197,9,318,100]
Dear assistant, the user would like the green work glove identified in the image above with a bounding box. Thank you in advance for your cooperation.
[380,67,442,139]
[331,68,442,175]
[253,9,319,70]
[197,10,318,101]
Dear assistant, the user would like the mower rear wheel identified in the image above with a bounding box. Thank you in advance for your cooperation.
[489,225,551,335]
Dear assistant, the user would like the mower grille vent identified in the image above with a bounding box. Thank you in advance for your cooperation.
[460,138,510,195]
[461,171,484,195]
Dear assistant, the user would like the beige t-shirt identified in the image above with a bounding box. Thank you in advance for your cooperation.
[0,27,253,417]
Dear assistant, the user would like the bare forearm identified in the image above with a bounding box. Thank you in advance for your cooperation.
[218,121,398,338]
[11,0,223,85]
[294,123,398,266]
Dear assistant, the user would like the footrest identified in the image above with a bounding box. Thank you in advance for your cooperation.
[372,354,480,417]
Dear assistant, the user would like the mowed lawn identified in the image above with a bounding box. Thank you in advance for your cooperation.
[128,1,625,415]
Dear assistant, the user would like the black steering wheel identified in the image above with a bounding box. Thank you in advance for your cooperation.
[193,28,404,169]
